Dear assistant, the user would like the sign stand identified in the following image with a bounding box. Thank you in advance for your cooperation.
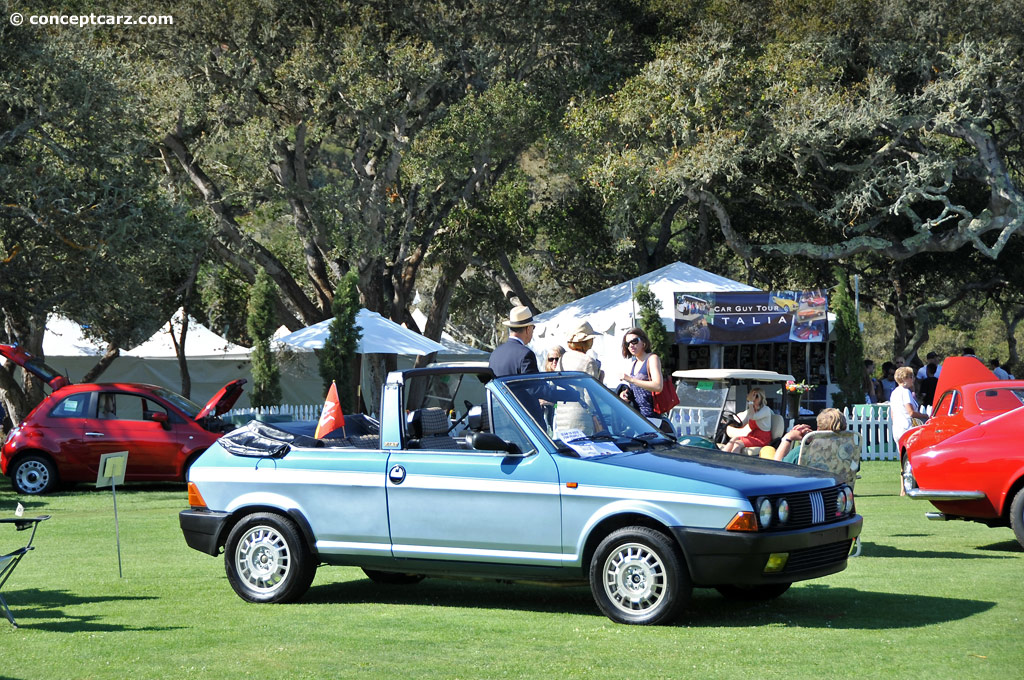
[96,451,128,578]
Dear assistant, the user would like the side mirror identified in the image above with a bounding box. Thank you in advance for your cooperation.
[471,432,519,455]
[149,412,170,430]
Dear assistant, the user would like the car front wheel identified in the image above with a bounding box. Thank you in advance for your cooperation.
[11,454,57,495]
[225,512,316,603]
[1009,487,1024,550]
[589,526,690,625]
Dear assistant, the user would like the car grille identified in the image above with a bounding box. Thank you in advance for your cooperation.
[754,485,845,531]
[784,540,854,573]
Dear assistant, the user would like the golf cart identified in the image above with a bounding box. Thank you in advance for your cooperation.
[669,369,796,448]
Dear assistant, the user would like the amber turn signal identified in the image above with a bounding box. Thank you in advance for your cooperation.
[187,482,207,508]
[725,511,759,532]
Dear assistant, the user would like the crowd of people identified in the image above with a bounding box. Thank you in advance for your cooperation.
[490,305,1018,458]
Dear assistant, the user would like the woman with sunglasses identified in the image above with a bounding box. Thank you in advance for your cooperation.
[619,327,663,421]
[542,345,565,372]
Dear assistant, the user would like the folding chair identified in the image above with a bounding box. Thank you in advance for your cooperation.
[797,431,861,489]
[0,514,51,627]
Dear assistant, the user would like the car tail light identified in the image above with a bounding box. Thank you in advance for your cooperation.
[187,482,207,509]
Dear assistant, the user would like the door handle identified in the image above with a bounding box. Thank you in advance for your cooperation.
[85,432,105,437]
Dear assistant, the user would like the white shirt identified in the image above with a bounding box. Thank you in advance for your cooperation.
[916,364,941,380]
[738,405,774,432]
[890,385,918,444]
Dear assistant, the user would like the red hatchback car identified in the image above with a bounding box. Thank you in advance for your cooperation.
[900,357,1024,548]
[1,344,244,495]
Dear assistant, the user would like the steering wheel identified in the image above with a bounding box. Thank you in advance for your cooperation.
[446,400,474,434]
[716,410,743,444]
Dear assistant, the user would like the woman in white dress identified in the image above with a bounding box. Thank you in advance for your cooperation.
[890,366,930,495]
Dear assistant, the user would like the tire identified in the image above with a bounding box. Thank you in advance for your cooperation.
[10,454,58,495]
[589,526,690,625]
[224,512,316,603]
[715,582,792,601]
[362,569,425,585]
[1010,487,1024,550]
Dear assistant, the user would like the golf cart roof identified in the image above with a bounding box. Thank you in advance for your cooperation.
[671,368,795,382]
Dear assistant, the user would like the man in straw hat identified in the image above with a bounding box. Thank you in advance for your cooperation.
[489,305,540,377]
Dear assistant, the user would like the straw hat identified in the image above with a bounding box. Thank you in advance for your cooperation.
[567,321,599,344]
[503,305,536,328]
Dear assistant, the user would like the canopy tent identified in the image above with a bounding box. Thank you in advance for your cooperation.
[40,312,322,409]
[531,262,758,386]
[276,308,446,355]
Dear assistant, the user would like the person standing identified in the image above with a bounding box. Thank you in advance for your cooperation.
[559,322,601,378]
[542,345,565,372]
[489,306,540,377]
[619,327,663,422]
[879,361,897,401]
[890,366,929,495]
[990,359,1011,380]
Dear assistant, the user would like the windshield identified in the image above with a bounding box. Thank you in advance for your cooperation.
[502,374,673,456]
[674,380,728,440]
[148,385,203,417]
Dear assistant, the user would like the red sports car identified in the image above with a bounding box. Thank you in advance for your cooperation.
[1,344,244,495]
[900,357,1024,548]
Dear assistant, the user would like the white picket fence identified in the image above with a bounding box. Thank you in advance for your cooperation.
[842,404,899,460]
[224,404,322,421]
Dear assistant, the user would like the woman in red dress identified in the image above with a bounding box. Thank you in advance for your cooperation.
[723,388,774,453]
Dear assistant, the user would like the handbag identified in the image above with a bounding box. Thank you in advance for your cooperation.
[652,380,680,415]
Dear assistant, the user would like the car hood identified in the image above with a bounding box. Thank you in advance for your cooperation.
[0,344,70,390]
[932,356,996,399]
[561,443,837,497]
[194,379,247,420]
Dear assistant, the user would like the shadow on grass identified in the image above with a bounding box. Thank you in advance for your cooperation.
[858,540,1018,560]
[976,538,1023,553]
[0,588,183,633]
[304,576,993,629]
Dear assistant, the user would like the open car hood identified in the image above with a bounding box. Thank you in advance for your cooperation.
[932,357,996,399]
[0,344,71,390]
[195,379,247,421]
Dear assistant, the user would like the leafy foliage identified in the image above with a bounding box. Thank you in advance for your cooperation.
[830,267,866,410]
[319,272,362,413]
[247,271,282,409]
[633,284,671,366]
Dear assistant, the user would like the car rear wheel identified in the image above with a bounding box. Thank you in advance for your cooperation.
[225,512,316,603]
[1009,487,1024,550]
[11,454,57,495]
[362,569,425,585]
[589,526,690,625]
[715,582,792,601]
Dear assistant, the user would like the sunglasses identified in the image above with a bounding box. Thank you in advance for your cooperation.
[626,338,641,346]
[547,357,559,363]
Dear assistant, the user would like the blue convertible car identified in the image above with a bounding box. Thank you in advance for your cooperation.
[180,365,861,624]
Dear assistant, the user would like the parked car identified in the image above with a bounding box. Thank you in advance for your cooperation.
[181,365,861,625]
[898,356,1024,458]
[0,344,244,495]
[901,357,1024,548]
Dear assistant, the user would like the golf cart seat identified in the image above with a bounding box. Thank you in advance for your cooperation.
[726,412,785,456]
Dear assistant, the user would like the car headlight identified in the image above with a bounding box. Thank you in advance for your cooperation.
[835,486,854,516]
[757,497,773,528]
[777,498,790,524]
[845,487,856,514]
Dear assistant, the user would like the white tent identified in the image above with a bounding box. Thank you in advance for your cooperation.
[276,308,446,355]
[531,262,758,386]
[40,312,322,409]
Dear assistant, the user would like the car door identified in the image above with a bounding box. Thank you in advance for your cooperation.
[84,391,183,479]
[384,394,564,566]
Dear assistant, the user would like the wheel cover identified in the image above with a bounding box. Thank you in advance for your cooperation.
[602,541,667,614]
[234,525,291,594]
[15,460,50,494]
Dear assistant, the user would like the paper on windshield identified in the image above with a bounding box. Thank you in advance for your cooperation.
[555,429,621,458]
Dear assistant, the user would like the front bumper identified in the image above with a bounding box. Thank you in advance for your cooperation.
[672,514,862,586]
[180,509,231,556]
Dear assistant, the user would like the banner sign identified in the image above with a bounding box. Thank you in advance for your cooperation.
[674,290,828,345]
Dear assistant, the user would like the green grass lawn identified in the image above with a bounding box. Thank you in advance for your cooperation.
[1,461,1021,679]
